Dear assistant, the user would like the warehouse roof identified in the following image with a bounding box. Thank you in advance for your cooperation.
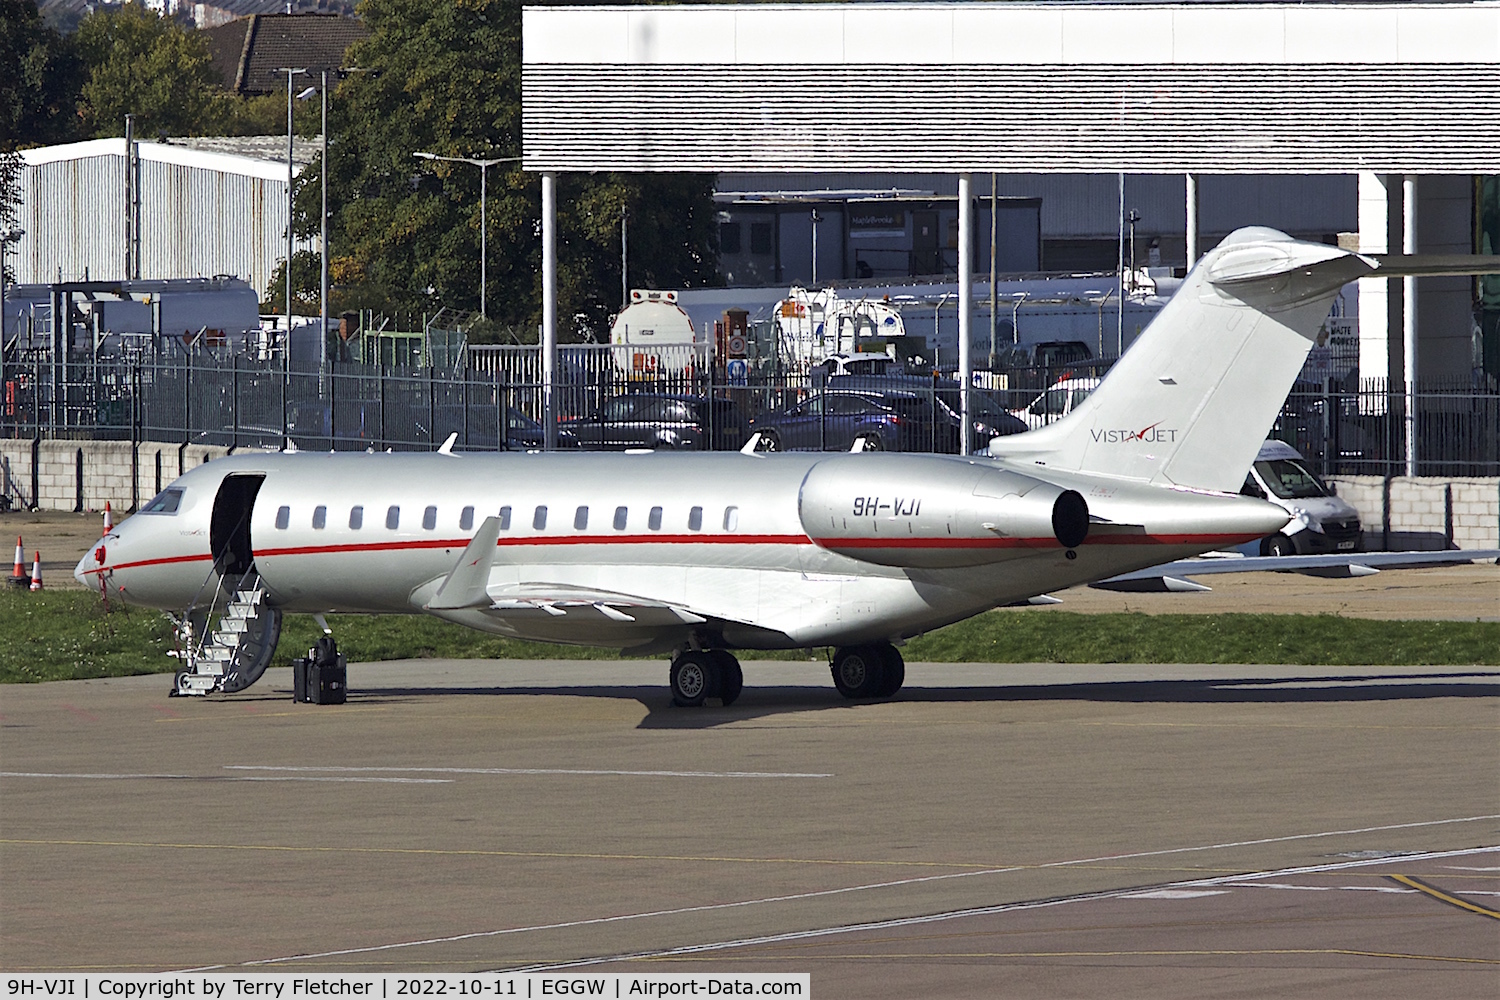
[20,137,321,183]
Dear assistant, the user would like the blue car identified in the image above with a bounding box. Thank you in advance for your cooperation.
[750,383,1026,453]
[748,389,945,452]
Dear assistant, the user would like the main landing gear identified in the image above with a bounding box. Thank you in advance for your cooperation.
[831,643,905,700]
[669,649,744,707]
[666,642,906,707]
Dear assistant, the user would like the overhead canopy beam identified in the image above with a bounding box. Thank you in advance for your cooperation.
[523,4,1500,175]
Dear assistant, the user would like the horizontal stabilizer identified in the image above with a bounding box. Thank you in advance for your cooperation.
[1370,254,1500,278]
[1091,575,1213,594]
[427,516,503,610]
[1100,549,1500,587]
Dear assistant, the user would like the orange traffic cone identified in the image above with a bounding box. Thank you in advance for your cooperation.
[29,550,43,591]
[103,502,113,536]
[8,536,26,587]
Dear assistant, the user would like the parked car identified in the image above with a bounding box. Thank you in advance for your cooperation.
[825,375,1028,450]
[1241,439,1363,555]
[750,389,936,452]
[1010,375,1101,429]
[562,393,748,450]
[750,382,1024,453]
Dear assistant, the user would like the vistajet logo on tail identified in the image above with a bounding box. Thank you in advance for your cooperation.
[1091,421,1179,444]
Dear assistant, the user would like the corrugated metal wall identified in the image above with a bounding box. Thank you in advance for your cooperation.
[19,153,127,285]
[16,151,308,298]
[523,64,1500,174]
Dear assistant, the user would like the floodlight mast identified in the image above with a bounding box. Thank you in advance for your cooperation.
[411,152,520,320]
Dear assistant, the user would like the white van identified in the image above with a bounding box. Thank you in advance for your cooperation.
[1241,440,1363,556]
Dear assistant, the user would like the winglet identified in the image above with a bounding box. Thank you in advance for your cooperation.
[427,516,502,610]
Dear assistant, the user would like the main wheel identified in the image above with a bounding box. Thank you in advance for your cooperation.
[670,651,717,707]
[1265,534,1296,558]
[831,645,886,699]
[756,430,782,453]
[875,644,905,698]
[709,650,743,707]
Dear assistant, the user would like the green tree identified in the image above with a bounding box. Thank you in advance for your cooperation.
[320,0,719,340]
[0,0,83,150]
[73,4,229,138]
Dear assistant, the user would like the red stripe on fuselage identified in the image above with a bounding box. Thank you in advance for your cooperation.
[88,531,1260,578]
[84,552,214,577]
[813,532,1262,550]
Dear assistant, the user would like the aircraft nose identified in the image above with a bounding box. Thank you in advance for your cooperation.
[76,533,114,590]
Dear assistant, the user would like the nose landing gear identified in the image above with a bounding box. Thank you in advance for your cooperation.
[669,649,743,707]
[831,643,905,699]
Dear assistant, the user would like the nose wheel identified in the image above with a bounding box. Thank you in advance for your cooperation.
[831,643,904,699]
[669,649,743,707]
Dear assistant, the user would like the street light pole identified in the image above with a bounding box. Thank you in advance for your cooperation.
[277,66,307,338]
[412,152,520,320]
[320,69,329,368]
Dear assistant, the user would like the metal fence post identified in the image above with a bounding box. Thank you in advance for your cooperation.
[231,355,239,451]
[130,360,140,510]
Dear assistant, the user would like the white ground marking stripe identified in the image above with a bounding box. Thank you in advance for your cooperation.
[225,765,833,779]
[509,845,1500,973]
[0,771,450,784]
[178,817,1500,973]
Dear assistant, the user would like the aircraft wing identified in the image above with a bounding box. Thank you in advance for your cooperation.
[484,584,709,626]
[1092,549,1500,593]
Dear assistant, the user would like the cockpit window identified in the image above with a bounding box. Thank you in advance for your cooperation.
[140,489,183,514]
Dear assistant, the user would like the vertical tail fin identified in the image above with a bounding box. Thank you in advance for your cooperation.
[990,227,1376,493]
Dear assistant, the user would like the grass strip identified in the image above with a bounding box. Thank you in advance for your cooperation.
[3,589,1497,685]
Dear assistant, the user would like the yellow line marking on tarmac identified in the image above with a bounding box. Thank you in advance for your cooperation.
[1390,874,1500,918]
[633,949,1499,965]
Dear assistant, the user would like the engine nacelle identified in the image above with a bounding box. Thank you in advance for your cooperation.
[798,455,1089,568]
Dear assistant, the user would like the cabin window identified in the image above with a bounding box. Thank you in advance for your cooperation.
[648,506,663,530]
[423,505,438,530]
[349,506,363,529]
[499,506,512,530]
[140,488,183,515]
[723,506,739,531]
[688,506,703,531]
[312,506,326,530]
[533,505,547,530]
[460,506,475,531]
[275,506,290,530]
[574,506,588,530]
[386,505,400,530]
[613,506,628,530]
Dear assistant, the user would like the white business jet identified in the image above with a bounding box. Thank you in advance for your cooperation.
[75,228,1497,704]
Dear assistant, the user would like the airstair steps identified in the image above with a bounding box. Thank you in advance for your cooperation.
[170,571,283,697]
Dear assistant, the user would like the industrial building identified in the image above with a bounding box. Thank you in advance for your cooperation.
[11,135,319,304]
